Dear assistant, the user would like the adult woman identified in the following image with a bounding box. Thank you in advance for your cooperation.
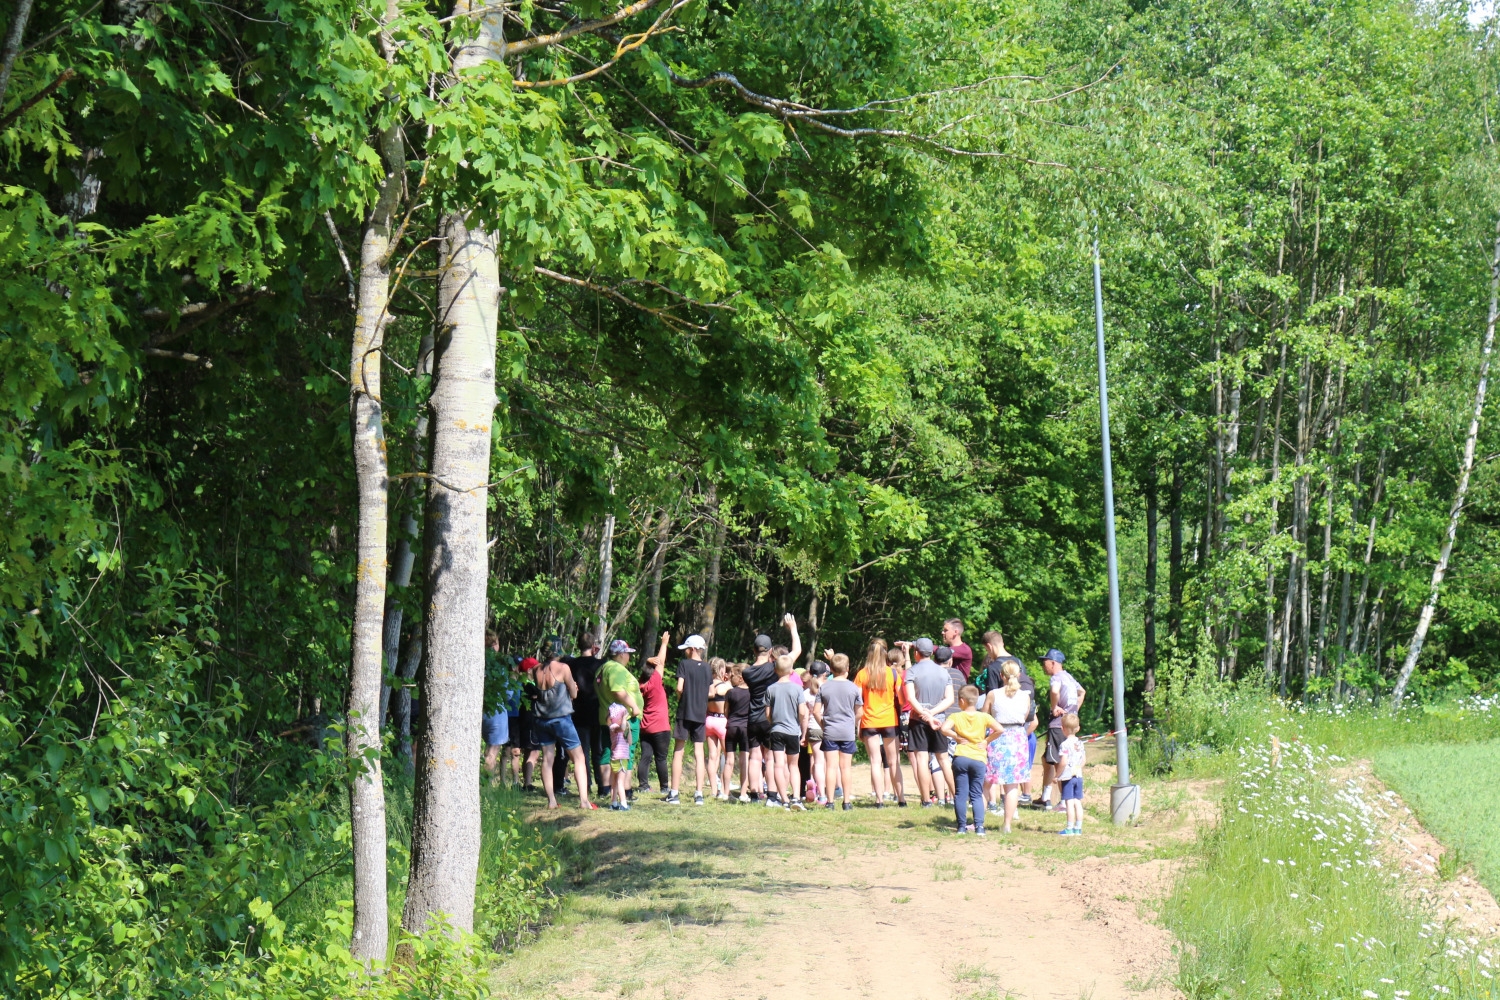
[598,638,642,799]
[533,655,594,810]
[637,630,672,796]
[982,660,1033,833]
[854,638,905,807]
[705,658,731,799]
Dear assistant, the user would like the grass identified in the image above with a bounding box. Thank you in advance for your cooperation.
[1375,739,1500,899]
[1164,735,1491,1000]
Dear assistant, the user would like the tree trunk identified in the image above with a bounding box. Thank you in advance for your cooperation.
[1263,341,1289,681]
[1169,460,1184,639]
[347,70,405,965]
[0,0,36,109]
[381,334,435,728]
[642,510,671,649]
[597,508,617,644]
[805,591,820,670]
[1143,469,1157,718]
[699,484,724,650]
[393,624,422,763]
[1392,219,1500,706]
[401,204,502,938]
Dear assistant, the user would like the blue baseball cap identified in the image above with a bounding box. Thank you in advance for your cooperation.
[1044,649,1066,664]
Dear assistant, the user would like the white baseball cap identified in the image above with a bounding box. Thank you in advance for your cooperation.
[678,634,707,650]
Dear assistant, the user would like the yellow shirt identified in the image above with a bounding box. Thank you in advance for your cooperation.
[948,710,997,761]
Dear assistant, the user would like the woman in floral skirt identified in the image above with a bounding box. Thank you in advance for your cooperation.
[983,660,1033,834]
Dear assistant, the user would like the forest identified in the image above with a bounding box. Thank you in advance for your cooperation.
[4,0,1500,995]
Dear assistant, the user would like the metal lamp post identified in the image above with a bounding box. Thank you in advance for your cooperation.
[1093,239,1140,825]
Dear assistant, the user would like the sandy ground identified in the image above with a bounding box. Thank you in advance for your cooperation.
[499,751,1198,1000]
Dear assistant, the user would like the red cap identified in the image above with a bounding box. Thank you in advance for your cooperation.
[519,656,540,671]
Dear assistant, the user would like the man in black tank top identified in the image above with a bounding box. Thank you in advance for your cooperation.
[562,633,605,799]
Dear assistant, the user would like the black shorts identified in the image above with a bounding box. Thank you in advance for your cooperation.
[766,731,800,754]
[861,726,898,741]
[673,718,706,743]
[1044,726,1066,764]
[749,719,773,750]
[908,721,947,754]
[725,725,749,752]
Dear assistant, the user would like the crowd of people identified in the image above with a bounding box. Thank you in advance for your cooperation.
[482,616,1090,836]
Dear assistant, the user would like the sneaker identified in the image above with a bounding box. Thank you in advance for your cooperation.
[976,828,987,837]
[921,800,934,808]
[955,827,967,835]
[843,802,854,811]
[660,790,672,802]
[764,796,780,808]
[791,800,806,812]
[666,791,681,806]
[1051,802,1067,813]
[1019,793,1033,806]
[738,793,750,804]
[693,792,704,806]
[622,801,631,811]
[610,802,623,811]
[825,802,835,810]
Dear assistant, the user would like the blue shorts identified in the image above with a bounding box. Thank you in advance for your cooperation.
[534,715,581,751]
[820,739,858,755]
[483,711,509,747]
[1061,776,1083,801]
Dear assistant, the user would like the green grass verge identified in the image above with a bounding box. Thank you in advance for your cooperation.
[1375,740,1500,900]
[1165,736,1492,1000]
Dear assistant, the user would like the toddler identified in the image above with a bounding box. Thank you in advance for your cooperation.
[608,701,633,810]
[1057,712,1085,835]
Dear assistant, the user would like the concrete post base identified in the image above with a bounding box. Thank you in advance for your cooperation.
[1110,783,1140,825]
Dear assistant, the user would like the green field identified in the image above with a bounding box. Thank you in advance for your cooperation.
[1375,739,1500,898]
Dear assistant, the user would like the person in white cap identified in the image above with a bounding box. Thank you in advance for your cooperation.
[670,633,713,805]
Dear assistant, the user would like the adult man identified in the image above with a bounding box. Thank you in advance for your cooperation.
[1041,649,1084,811]
[598,639,643,798]
[901,637,953,807]
[562,632,605,797]
[942,618,974,682]
[741,614,800,801]
[981,630,1038,805]
[670,633,713,805]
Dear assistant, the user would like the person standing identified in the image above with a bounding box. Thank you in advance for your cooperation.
[669,633,713,805]
[532,655,593,810]
[942,618,973,682]
[1041,649,1084,811]
[934,645,964,803]
[637,630,673,797]
[705,658,731,799]
[854,638,902,807]
[515,656,542,791]
[982,660,1032,833]
[598,638,642,801]
[939,685,1002,836]
[980,631,1037,806]
[564,632,605,799]
[741,615,800,801]
[764,654,807,809]
[800,664,827,803]
[817,651,862,811]
[901,638,953,808]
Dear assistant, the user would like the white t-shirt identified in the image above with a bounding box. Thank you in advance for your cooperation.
[1058,734,1085,780]
[987,688,1031,726]
[1049,669,1081,729]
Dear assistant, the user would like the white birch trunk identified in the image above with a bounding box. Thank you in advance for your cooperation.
[1391,220,1500,707]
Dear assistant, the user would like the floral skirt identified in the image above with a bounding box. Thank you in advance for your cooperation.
[985,727,1030,786]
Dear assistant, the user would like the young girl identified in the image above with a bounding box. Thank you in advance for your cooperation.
[607,701,633,810]
[705,658,731,799]
[725,664,751,802]
[854,639,905,807]
[801,672,825,803]
[939,685,1003,836]
[982,660,1032,833]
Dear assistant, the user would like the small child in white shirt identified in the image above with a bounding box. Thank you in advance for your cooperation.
[1057,712,1085,835]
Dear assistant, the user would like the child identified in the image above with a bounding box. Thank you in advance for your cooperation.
[764,654,808,810]
[1057,712,1085,835]
[939,685,1003,836]
[607,701,633,810]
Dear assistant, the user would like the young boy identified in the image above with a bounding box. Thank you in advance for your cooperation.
[764,654,808,810]
[939,684,1003,836]
[1057,712,1086,835]
[816,652,862,811]
[607,701,633,810]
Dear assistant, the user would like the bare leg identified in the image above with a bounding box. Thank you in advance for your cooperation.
[707,735,723,795]
[692,741,705,796]
[912,751,932,803]
[864,733,885,803]
[541,744,559,807]
[812,744,827,801]
[1003,783,1019,832]
[886,736,906,804]
[939,752,955,800]
[671,740,686,794]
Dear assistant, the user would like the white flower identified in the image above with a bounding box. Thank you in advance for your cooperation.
[1364,991,1380,998]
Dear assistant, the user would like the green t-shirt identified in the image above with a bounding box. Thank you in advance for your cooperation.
[598,660,642,724]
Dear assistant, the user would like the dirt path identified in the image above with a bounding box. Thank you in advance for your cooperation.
[490,759,1210,1000]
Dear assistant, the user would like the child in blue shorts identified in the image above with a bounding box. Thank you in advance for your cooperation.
[1057,712,1085,835]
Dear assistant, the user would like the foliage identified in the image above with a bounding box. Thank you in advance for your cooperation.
[1166,735,1491,1000]
[1375,733,1500,900]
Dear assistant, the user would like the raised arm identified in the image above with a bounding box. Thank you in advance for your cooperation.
[647,630,670,672]
[782,613,801,663]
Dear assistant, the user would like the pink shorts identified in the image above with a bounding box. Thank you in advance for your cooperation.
[705,714,727,741]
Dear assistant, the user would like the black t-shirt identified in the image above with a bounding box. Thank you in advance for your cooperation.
[983,655,1036,724]
[742,660,778,716]
[565,655,602,711]
[726,686,751,727]
[677,657,713,724]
